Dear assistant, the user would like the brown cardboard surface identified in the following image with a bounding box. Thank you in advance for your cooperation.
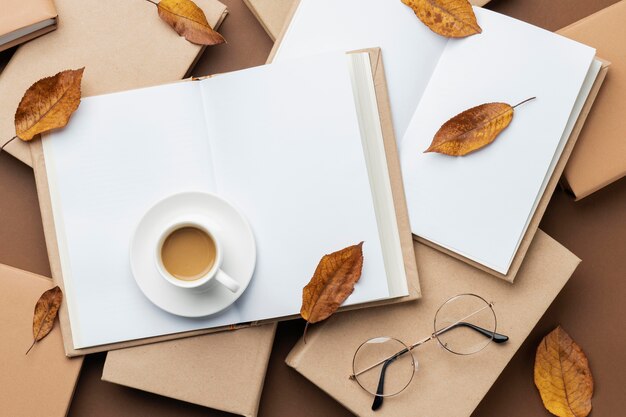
[0,0,228,166]
[558,1,626,199]
[244,0,492,41]
[103,325,277,417]
[285,230,580,417]
[0,263,83,417]
[0,1,624,417]
[29,48,419,356]
[0,0,56,52]
[266,0,608,283]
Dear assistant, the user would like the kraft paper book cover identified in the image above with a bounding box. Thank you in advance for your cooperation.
[269,0,607,281]
[0,0,57,52]
[0,0,228,166]
[559,1,626,200]
[286,230,581,417]
[0,263,83,417]
[31,49,419,356]
[103,324,277,417]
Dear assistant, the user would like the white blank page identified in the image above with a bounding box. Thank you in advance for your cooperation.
[400,8,595,273]
[199,52,390,322]
[274,0,448,140]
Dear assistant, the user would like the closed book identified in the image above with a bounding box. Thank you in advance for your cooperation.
[0,0,227,166]
[559,0,626,199]
[0,263,83,417]
[286,230,580,417]
[0,0,57,52]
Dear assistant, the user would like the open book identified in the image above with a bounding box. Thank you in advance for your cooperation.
[271,0,605,278]
[33,50,418,353]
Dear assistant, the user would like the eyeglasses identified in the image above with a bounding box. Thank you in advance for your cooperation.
[349,293,509,411]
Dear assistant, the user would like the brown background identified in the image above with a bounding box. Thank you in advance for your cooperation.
[0,0,624,416]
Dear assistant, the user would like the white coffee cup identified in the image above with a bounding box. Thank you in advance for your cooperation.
[155,217,240,293]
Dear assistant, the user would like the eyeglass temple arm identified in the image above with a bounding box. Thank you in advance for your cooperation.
[371,357,395,410]
[447,322,509,343]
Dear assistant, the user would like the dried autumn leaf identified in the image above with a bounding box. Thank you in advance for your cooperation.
[425,97,535,156]
[26,286,63,355]
[534,326,594,417]
[301,242,364,341]
[157,0,225,45]
[14,68,84,142]
[402,0,482,38]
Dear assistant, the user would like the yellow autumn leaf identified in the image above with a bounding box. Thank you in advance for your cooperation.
[301,242,364,342]
[14,68,84,142]
[534,326,594,417]
[157,0,225,45]
[425,97,535,156]
[402,0,482,38]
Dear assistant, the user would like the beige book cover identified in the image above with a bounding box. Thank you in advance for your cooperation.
[286,230,580,417]
[0,0,57,52]
[244,0,492,41]
[0,263,83,417]
[559,1,626,200]
[0,0,228,166]
[266,0,608,283]
[30,48,420,357]
[102,324,277,417]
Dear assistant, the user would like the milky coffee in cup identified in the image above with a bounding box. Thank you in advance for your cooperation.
[160,226,217,281]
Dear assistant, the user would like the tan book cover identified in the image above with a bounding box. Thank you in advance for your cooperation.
[0,0,57,52]
[267,0,608,283]
[559,1,626,200]
[30,48,420,356]
[286,230,580,417]
[0,263,83,417]
[102,324,276,417]
[0,0,228,166]
[244,0,492,41]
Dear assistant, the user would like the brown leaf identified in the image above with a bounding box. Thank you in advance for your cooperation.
[14,68,84,142]
[425,97,535,156]
[300,242,364,341]
[534,326,594,417]
[402,0,482,38]
[26,286,63,355]
[157,0,225,46]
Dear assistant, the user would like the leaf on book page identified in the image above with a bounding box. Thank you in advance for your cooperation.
[425,97,535,156]
[14,68,84,142]
[534,326,594,417]
[26,286,63,355]
[157,0,226,46]
[401,0,482,38]
[300,242,364,343]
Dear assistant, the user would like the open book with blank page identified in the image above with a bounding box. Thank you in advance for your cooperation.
[32,49,419,355]
[271,0,607,280]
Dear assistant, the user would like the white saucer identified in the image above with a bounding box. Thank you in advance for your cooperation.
[130,191,256,317]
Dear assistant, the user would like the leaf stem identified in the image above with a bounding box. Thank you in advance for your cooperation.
[144,0,158,5]
[512,97,536,109]
[0,136,17,156]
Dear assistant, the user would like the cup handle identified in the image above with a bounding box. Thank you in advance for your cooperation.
[215,269,240,293]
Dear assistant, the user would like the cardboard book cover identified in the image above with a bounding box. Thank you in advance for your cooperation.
[286,230,580,417]
[103,324,277,417]
[0,0,228,166]
[559,0,626,200]
[0,263,83,417]
[30,48,420,357]
[0,0,57,52]
[266,0,608,283]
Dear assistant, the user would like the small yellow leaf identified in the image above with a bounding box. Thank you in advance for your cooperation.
[534,326,594,417]
[425,97,535,156]
[157,0,225,46]
[14,68,84,141]
[402,0,482,38]
[26,286,63,355]
[301,242,364,341]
